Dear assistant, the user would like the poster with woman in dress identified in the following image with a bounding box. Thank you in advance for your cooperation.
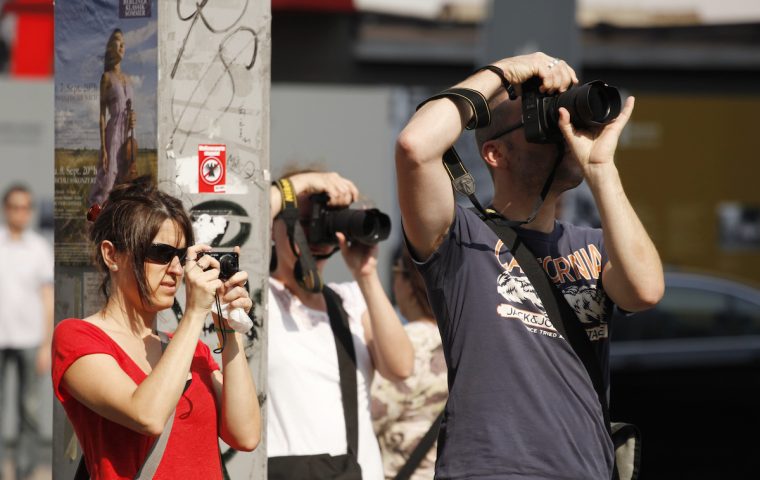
[55,0,156,266]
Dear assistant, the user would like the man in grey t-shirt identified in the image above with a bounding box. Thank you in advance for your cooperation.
[395,52,664,479]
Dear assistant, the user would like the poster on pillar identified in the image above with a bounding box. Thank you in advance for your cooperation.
[54,0,158,266]
[157,1,271,477]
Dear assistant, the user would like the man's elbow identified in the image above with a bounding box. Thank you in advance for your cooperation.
[621,283,665,312]
[395,129,426,168]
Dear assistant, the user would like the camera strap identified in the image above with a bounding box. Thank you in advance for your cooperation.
[441,136,563,228]
[417,88,491,130]
[275,178,324,293]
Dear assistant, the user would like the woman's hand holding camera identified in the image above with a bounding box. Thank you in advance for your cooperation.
[288,172,358,208]
[337,232,378,280]
[184,244,224,315]
[219,246,253,315]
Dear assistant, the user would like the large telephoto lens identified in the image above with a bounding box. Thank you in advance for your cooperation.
[330,208,391,245]
[553,80,622,128]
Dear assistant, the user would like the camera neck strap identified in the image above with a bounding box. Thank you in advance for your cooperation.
[418,89,563,227]
[275,178,324,293]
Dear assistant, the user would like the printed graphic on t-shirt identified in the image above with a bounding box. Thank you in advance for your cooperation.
[493,239,609,342]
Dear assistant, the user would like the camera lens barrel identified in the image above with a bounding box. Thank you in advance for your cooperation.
[556,80,621,128]
[523,78,622,143]
[328,208,391,246]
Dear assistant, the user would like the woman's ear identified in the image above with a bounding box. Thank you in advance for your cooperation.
[101,240,120,272]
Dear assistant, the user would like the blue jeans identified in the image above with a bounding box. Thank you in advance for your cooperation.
[0,347,41,480]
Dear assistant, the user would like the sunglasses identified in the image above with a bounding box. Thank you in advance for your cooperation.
[146,243,188,266]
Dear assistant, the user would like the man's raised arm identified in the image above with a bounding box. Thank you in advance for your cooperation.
[396,52,578,260]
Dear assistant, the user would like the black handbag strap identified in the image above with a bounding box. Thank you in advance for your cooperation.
[323,286,360,458]
[481,219,612,433]
[393,410,444,480]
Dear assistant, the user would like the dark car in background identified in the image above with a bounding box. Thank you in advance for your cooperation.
[610,271,760,479]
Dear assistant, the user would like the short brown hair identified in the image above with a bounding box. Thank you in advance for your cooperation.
[90,176,194,305]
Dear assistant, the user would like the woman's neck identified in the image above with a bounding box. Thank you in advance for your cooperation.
[272,269,326,311]
[102,293,154,337]
[400,301,435,324]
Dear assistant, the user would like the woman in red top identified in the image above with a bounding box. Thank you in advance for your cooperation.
[52,177,260,479]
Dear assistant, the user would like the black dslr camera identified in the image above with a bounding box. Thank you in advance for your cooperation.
[197,251,239,281]
[307,193,391,246]
[521,77,622,144]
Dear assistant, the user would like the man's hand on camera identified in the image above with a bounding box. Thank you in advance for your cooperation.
[495,52,578,95]
[289,172,358,208]
[558,96,635,179]
[336,232,378,279]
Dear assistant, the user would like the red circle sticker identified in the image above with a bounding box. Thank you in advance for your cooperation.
[200,156,224,185]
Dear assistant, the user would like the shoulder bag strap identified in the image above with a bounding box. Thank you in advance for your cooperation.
[73,334,188,480]
[323,286,360,458]
[393,410,444,480]
[481,220,612,433]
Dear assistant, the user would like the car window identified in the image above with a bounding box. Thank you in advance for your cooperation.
[613,286,729,340]
[729,298,760,335]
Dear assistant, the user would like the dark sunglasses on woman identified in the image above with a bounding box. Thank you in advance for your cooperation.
[146,243,188,266]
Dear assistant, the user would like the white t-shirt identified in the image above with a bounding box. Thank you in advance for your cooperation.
[267,277,384,480]
[0,226,53,349]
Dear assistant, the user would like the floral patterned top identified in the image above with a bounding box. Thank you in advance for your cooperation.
[370,321,448,480]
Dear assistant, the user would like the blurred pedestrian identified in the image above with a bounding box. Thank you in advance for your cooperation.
[0,184,53,480]
[371,247,447,480]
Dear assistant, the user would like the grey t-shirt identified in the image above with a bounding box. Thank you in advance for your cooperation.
[413,205,614,480]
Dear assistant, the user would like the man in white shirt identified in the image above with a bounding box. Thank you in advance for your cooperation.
[0,185,53,480]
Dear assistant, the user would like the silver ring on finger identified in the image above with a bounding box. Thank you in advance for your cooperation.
[547,58,560,69]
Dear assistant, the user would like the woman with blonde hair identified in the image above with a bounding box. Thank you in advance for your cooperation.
[88,28,138,206]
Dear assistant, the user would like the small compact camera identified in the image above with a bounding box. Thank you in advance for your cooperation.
[306,193,391,246]
[197,251,239,281]
[521,77,622,144]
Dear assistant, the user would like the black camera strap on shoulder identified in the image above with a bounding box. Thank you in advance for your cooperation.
[418,87,563,228]
[442,139,563,228]
[275,178,324,293]
[323,286,360,459]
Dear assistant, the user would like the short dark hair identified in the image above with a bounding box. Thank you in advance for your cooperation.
[3,184,32,205]
[90,176,194,306]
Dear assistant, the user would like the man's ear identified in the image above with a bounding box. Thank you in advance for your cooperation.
[481,139,505,170]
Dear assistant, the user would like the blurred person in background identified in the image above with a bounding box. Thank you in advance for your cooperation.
[371,246,447,480]
[52,178,260,479]
[268,170,414,480]
[0,184,53,480]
